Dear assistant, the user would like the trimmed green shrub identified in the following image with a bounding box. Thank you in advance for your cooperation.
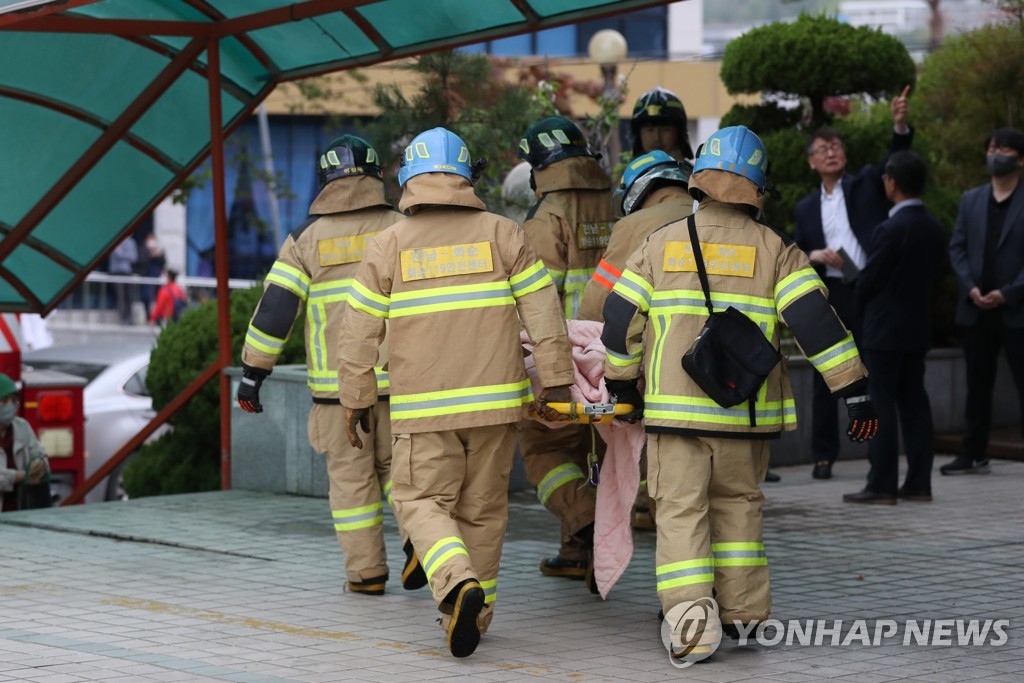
[124,285,306,497]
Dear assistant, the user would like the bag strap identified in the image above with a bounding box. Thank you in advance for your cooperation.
[686,214,714,315]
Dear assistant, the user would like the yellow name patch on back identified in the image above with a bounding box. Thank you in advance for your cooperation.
[577,221,615,250]
[663,241,756,277]
[319,232,379,266]
[400,241,494,282]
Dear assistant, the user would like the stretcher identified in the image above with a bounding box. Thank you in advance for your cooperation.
[530,400,637,487]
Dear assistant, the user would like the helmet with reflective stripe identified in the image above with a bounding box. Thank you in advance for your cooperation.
[630,86,693,159]
[317,134,383,189]
[517,115,594,170]
[398,127,473,187]
[691,125,768,192]
[619,150,689,215]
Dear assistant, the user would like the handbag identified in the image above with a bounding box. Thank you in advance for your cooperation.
[681,214,781,412]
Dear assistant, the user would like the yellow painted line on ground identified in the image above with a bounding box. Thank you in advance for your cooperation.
[102,597,361,641]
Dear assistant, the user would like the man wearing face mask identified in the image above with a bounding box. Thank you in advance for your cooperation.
[944,127,1024,475]
[0,373,50,512]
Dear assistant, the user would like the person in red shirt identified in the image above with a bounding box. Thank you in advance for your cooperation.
[148,269,186,326]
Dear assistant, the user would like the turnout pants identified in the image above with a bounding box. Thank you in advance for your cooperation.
[391,423,518,632]
[519,420,597,561]
[649,433,771,624]
[308,401,396,583]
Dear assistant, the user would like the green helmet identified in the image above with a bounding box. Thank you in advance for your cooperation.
[0,373,17,400]
[317,135,383,189]
[630,86,693,160]
[517,116,594,170]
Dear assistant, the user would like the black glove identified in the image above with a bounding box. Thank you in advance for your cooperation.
[237,364,270,413]
[346,407,371,449]
[845,393,878,442]
[605,379,644,423]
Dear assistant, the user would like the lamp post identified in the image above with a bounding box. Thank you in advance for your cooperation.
[587,29,628,174]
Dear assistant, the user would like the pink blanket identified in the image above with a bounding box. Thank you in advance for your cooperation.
[521,320,646,598]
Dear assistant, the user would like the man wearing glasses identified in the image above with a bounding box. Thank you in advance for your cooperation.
[794,85,913,481]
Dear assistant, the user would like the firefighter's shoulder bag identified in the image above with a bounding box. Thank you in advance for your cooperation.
[681,214,780,410]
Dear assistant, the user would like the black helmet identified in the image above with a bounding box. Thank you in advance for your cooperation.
[317,134,383,189]
[517,116,595,170]
[630,86,693,160]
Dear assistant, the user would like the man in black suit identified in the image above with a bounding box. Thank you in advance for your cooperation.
[794,86,912,480]
[943,127,1024,475]
[844,151,945,504]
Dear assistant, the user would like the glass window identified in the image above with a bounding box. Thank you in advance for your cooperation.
[123,366,150,398]
[577,7,667,59]
[490,34,533,56]
[536,25,577,57]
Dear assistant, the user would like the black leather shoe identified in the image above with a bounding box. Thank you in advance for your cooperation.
[539,555,587,579]
[897,488,933,502]
[843,489,897,505]
[445,579,484,658]
[812,461,833,479]
[940,457,990,475]
[764,470,781,482]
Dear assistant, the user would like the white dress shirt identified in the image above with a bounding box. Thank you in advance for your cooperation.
[819,180,866,279]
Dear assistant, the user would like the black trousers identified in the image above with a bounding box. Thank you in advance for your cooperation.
[811,278,861,463]
[961,313,1024,461]
[863,350,934,495]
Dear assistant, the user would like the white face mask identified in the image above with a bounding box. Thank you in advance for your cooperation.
[0,402,18,427]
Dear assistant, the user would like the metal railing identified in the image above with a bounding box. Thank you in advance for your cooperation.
[58,272,259,324]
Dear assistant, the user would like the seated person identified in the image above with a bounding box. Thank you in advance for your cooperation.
[0,372,51,512]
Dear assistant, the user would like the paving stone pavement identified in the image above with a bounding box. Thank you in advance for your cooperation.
[2,457,1022,682]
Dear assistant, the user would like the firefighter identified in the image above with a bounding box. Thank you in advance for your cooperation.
[601,126,878,650]
[337,127,573,658]
[236,135,426,596]
[516,115,615,585]
[578,150,695,532]
[630,86,694,166]
[579,150,693,323]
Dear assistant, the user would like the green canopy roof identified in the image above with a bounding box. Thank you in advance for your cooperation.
[0,0,672,312]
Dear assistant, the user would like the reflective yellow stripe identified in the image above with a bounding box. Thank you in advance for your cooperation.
[537,463,586,505]
[775,268,823,310]
[245,326,285,355]
[649,312,669,396]
[382,480,393,507]
[480,578,497,604]
[389,281,514,318]
[612,270,653,312]
[331,502,383,531]
[348,280,390,318]
[547,268,566,291]
[807,334,860,373]
[375,367,390,392]
[712,541,768,567]
[645,394,797,427]
[308,278,353,304]
[606,347,642,367]
[390,380,532,420]
[423,536,469,580]
[651,289,778,324]
[509,261,553,298]
[309,302,328,372]
[265,261,310,299]
[656,557,715,591]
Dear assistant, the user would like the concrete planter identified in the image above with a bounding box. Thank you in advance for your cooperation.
[229,348,1019,494]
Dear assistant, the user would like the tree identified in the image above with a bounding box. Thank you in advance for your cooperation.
[720,14,915,128]
[358,51,551,213]
[914,20,1024,191]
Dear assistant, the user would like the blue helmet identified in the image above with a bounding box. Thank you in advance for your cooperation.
[691,125,768,192]
[398,127,474,187]
[619,150,689,215]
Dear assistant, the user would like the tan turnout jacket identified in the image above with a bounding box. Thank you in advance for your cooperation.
[524,156,616,319]
[603,200,868,437]
[241,176,402,400]
[338,173,574,434]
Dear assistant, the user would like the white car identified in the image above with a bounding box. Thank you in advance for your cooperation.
[23,342,164,504]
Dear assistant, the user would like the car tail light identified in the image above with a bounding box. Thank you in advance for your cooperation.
[38,393,74,422]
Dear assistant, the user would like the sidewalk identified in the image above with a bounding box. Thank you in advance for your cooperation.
[2,458,1022,682]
